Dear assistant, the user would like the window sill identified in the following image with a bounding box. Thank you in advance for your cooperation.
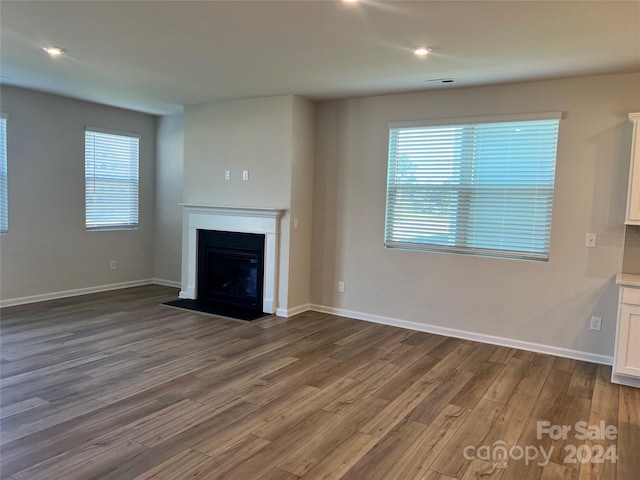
[86,226,139,232]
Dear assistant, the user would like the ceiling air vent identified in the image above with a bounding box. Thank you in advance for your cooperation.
[425,78,455,84]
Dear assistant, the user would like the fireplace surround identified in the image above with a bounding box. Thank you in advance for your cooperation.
[180,205,284,314]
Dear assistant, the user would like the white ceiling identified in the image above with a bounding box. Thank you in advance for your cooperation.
[1,0,639,115]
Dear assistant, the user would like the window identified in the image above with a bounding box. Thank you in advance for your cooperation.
[0,115,7,234]
[385,113,561,261]
[85,128,140,230]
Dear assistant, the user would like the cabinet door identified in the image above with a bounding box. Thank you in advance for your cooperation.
[626,115,640,223]
[615,304,640,377]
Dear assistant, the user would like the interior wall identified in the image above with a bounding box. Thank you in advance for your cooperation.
[183,95,296,311]
[0,86,157,301]
[311,73,640,357]
[154,114,184,285]
[287,96,315,310]
[183,95,294,208]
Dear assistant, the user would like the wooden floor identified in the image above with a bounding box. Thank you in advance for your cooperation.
[1,285,638,480]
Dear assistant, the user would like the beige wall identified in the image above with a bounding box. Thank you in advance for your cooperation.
[183,95,315,312]
[287,96,315,309]
[154,114,184,284]
[311,73,640,357]
[183,95,293,208]
[0,86,157,301]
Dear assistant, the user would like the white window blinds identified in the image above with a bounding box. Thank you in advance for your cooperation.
[385,114,561,261]
[0,116,7,234]
[85,129,140,230]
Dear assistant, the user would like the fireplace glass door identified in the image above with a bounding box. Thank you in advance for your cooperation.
[197,230,265,311]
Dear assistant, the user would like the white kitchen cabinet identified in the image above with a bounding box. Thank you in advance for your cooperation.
[613,112,640,387]
[612,286,640,387]
[616,303,640,376]
[625,113,640,224]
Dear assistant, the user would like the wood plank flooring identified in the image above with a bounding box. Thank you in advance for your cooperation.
[1,285,638,479]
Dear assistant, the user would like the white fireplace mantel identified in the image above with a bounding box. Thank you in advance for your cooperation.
[179,204,285,314]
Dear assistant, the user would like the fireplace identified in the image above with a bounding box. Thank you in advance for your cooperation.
[197,230,264,311]
[180,205,284,314]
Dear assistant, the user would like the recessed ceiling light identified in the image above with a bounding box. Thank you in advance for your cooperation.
[412,47,432,56]
[43,46,65,56]
[342,0,359,3]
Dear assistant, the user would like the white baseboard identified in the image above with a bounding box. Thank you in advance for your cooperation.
[611,372,640,388]
[152,278,181,288]
[276,303,311,318]
[0,279,155,308]
[309,304,614,366]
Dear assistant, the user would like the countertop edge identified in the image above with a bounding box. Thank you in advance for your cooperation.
[616,272,640,287]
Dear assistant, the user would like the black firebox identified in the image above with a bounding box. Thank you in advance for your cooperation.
[197,230,265,311]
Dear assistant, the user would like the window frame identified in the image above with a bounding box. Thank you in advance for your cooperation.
[385,112,562,262]
[0,114,8,235]
[84,127,141,232]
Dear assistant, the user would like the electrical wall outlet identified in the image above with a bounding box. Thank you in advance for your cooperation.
[110,260,117,270]
[225,170,230,180]
[338,281,345,293]
[590,316,602,331]
[242,170,249,181]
